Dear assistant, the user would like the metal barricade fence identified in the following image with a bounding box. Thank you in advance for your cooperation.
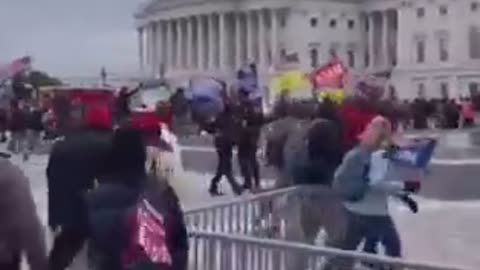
[184,187,300,238]
[188,231,472,270]
[184,187,473,270]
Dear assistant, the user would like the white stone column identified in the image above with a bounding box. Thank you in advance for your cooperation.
[138,27,144,72]
[270,9,278,68]
[159,21,167,77]
[235,13,242,68]
[219,13,227,70]
[246,11,254,62]
[145,25,151,71]
[382,11,389,67]
[208,14,215,70]
[155,21,165,75]
[197,15,205,69]
[368,13,375,67]
[151,23,158,76]
[258,10,267,70]
[176,19,183,69]
[166,20,173,70]
[187,17,193,69]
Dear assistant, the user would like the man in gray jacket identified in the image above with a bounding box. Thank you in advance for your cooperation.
[0,157,48,270]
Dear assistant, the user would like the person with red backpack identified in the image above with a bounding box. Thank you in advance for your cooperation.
[85,127,188,270]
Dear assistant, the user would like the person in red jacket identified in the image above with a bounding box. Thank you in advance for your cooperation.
[339,81,384,152]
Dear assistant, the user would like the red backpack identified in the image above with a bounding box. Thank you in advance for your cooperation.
[121,197,173,270]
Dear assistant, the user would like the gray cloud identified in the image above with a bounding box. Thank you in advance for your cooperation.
[0,0,144,78]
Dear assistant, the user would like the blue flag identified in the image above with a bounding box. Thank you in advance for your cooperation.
[389,138,437,169]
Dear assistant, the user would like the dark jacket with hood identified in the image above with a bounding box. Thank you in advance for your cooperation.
[26,108,44,131]
[205,102,240,148]
[85,128,188,270]
[236,102,264,153]
[284,118,343,186]
[46,127,112,229]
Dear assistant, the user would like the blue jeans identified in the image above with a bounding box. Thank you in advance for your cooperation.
[346,212,401,256]
[324,211,401,270]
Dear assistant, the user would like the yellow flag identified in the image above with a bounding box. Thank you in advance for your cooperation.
[270,70,312,94]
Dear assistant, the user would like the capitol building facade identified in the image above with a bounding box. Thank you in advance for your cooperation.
[135,0,480,99]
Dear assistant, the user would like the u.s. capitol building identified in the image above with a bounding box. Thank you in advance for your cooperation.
[135,0,480,99]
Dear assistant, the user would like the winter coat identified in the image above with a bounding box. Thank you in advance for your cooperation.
[169,92,189,117]
[284,118,342,186]
[9,108,27,132]
[237,101,264,149]
[339,98,378,152]
[264,117,342,186]
[263,116,300,169]
[342,149,404,216]
[86,173,188,270]
[0,158,47,270]
[47,129,112,230]
[207,104,241,146]
[26,109,44,131]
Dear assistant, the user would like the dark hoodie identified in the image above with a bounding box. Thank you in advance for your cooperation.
[86,128,187,270]
[47,126,112,230]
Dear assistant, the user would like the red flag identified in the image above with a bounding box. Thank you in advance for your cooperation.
[311,59,347,88]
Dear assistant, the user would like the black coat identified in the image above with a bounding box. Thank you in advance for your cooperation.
[237,102,264,149]
[47,129,112,229]
[205,104,241,147]
[9,109,27,132]
[26,109,44,131]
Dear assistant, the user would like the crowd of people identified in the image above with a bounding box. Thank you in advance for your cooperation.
[381,96,476,131]
[170,79,437,269]
[0,74,475,270]
[0,83,187,270]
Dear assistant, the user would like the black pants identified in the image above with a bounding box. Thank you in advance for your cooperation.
[210,141,241,193]
[238,143,260,189]
[0,251,20,270]
[49,225,88,270]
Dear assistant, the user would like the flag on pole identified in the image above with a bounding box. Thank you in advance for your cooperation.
[311,59,347,89]
[0,56,32,81]
[389,138,437,169]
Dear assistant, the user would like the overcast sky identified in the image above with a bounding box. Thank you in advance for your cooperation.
[0,0,144,78]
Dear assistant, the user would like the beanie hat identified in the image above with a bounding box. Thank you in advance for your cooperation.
[106,127,147,175]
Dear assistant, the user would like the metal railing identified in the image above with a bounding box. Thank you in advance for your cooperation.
[184,186,300,238]
[184,186,473,270]
[188,230,472,270]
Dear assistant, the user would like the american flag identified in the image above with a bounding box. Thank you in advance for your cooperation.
[0,56,32,81]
